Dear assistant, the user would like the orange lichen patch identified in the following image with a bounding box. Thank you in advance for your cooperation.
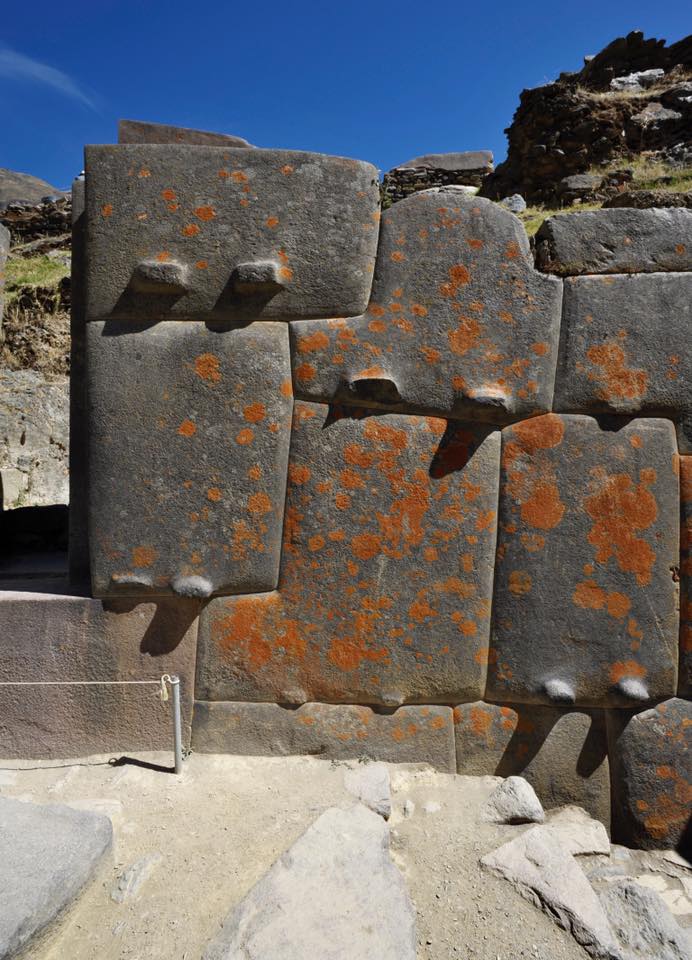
[265,216,279,228]
[195,260,208,269]
[248,492,272,514]
[288,463,311,484]
[511,414,565,455]
[138,168,151,178]
[101,203,113,217]
[391,251,406,262]
[294,362,316,382]
[459,620,477,636]
[308,534,325,552]
[609,660,647,683]
[131,546,157,568]
[408,598,437,622]
[243,402,266,423]
[279,378,293,398]
[531,342,549,356]
[520,480,565,530]
[509,570,532,595]
[498,311,514,324]
[247,465,262,481]
[423,547,438,562]
[421,345,441,364]
[368,318,387,332]
[520,532,545,552]
[340,468,366,491]
[328,529,345,542]
[411,303,428,317]
[177,419,196,437]
[448,317,481,356]
[335,492,351,510]
[231,171,248,183]
[466,238,484,250]
[182,223,200,237]
[161,189,176,202]
[586,342,648,403]
[280,266,294,281]
[297,331,329,353]
[207,487,222,502]
[343,443,375,469]
[194,205,216,221]
[351,532,382,561]
[504,241,520,259]
[280,164,294,176]
[469,706,493,736]
[194,353,221,383]
[369,304,386,317]
[585,472,658,586]
[236,428,254,445]
[440,264,471,297]
[155,251,171,262]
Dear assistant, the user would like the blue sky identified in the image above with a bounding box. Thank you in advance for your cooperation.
[1,1,689,190]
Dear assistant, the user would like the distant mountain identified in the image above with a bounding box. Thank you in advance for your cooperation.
[0,168,65,207]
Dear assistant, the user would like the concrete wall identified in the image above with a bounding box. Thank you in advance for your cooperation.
[1,130,690,850]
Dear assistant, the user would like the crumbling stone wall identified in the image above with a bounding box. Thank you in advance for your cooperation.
[1,125,690,852]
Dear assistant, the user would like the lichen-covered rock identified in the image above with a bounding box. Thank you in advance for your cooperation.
[86,321,292,598]
[289,189,562,423]
[84,145,379,321]
[536,208,692,274]
[680,458,692,698]
[607,698,692,850]
[195,400,500,705]
[554,273,692,452]
[192,702,456,771]
[487,415,679,707]
[453,702,611,826]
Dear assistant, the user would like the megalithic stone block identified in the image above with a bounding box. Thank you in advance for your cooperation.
[87,321,292,598]
[607,698,692,850]
[453,701,611,827]
[535,208,692,275]
[118,118,254,148]
[192,701,456,771]
[195,400,501,705]
[289,189,562,422]
[487,415,679,707]
[0,223,8,331]
[680,457,692,697]
[554,272,692,452]
[84,145,380,321]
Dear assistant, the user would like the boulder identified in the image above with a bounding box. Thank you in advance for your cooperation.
[600,879,691,960]
[203,805,416,960]
[0,797,112,959]
[544,806,611,855]
[481,776,545,824]
[344,762,392,819]
[498,194,527,212]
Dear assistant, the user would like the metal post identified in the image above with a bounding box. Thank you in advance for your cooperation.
[170,675,183,774]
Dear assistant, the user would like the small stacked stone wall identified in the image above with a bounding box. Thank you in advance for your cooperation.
[1,126,690,851]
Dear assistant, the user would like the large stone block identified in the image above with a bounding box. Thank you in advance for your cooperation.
[289,189,562,422]
[192,701,456,771]
[681,457,692,697]
[0,585,198,758]
[607,698,691,850]
[554,272,692,452]
[118,118,253,148]
[487,415,679,707]
[87,320,292,598]
[84,145,379,321]
[453,701,611,826]
[195,401,500,705]
[535,208,692,275]
[0,370,69,510]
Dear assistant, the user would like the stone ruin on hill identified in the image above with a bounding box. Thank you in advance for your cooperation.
[0,117,690,855]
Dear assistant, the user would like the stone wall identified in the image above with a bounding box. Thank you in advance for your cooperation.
[1,125,690,851]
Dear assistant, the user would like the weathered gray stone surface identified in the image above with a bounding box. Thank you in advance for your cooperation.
[454,702,611,827]
[0,797,112,959]
[290,189,562,422]
[600,880,692,960]
[0,222,8,328]
[488,415,679,707]
[554,273,692,452]
[87,320,292,598]
[0,586,198,757]
[192,702,456,772]
[344,762,392,818]
[536,208,692,275]
[202,805,416,960]
[84,145,379,321]
[0,370,69,509]
[481,775,544,824]
[118,119,253,148]
[481,826,619,959]
[681,457,692,698]
[499,194,527,213]
[607,699,691,850]
[544,806,611,855]
[395,152,494,173]
[195,401,500,705]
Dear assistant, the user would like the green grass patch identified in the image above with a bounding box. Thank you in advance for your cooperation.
[3,255,70,302]
[516,201,604,237]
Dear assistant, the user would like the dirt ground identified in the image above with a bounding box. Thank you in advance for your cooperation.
[0,752,614,959]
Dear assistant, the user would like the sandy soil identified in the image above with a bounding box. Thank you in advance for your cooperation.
[0,752,602,959]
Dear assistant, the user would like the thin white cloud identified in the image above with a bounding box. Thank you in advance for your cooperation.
[0,46,96,109]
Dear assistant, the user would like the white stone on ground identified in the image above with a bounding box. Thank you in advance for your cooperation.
[203,804,416,960]
[481,776,545,824]
[481,825,619,959]
[343,762,391,819]
[0,797,112,959]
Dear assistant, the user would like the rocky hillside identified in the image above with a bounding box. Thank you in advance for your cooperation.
[0,168,64,207]
[481,31,692,205]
